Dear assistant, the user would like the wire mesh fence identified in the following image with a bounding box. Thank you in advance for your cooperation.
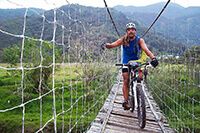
[0,0,118,132]
[147,51,200,133]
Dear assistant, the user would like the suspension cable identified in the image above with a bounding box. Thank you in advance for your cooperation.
[142,0,171,37]
[103,0,120,37]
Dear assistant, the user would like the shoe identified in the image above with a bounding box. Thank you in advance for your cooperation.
[122,101,131,110]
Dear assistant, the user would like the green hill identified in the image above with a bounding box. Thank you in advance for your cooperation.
[114,2,200,45]
[0,4,186,56]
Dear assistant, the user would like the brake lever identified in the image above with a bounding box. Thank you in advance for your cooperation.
[146,63,153,69]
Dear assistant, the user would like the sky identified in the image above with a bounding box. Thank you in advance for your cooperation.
[0,0,199,10]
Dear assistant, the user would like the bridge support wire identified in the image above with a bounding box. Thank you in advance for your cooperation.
[142,84,167,133]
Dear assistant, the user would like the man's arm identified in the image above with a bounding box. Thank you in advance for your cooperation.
[105,37,123,49]
[139,38,155,59]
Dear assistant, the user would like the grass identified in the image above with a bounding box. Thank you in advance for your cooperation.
[147,63,200,132]
[0,63,116,133]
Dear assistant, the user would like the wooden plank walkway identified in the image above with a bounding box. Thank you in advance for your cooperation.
[87,75,175,133]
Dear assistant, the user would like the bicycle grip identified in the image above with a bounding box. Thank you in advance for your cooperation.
[115,64,123,66]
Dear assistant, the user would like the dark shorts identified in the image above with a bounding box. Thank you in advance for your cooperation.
[122,66,129,73]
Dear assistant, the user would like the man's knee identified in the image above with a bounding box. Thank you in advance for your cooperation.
[123,78,129,83]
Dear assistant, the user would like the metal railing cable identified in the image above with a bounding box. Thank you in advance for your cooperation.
[142,0,171,37]
[103,0,120,37]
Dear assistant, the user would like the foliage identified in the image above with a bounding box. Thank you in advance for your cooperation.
[2,39,62,93]
[147,63,200,132]
[0,63,116,132]
[2,45,20,66]
[184,46,200,64]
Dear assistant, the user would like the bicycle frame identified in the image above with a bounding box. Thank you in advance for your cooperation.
[129,63,148,109]
[116,62,150,107]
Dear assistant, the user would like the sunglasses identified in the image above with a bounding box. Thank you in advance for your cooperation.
[127,28,136,31]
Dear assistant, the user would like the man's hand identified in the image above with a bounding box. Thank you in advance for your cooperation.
[101,43,110,50]
[150,58,159,68]
[101,43,106,50]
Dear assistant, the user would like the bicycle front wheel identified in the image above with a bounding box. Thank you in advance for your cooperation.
[130,81,135,112]
[136,84,146,129]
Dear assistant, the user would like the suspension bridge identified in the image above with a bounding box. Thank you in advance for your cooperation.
[87,74,175,133]
[0,0,199,133]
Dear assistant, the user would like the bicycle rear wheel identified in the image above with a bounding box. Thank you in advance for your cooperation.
[136,84,146,129]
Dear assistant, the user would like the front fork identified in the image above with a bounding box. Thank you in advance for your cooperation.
[129,70,144,111]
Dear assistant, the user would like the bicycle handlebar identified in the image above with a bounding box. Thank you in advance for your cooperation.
[115,62,151,70]
[116,62,149,66]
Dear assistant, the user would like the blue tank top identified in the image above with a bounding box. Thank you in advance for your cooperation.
[122,35,141,64]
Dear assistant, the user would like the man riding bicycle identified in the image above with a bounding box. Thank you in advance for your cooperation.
[104,22,158,110]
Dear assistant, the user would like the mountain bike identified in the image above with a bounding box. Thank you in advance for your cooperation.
[116,62,151,129]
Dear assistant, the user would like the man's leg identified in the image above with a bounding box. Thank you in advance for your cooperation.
[138,69,143,80]
[122,72,129,101]
[122,67,130,110]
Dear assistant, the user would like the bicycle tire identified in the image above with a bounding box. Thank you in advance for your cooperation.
[144,69,148,83]
[136,84,146,129]
[130,82,135,112]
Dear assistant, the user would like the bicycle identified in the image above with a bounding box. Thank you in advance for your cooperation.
[116,62,151,129]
